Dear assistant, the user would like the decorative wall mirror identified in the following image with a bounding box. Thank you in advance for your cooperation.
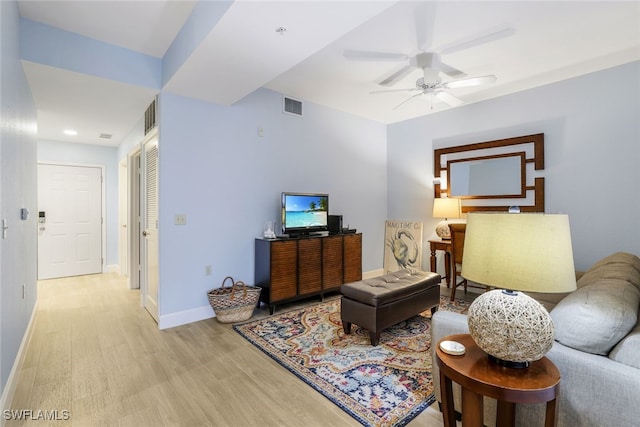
[434,134,544,213]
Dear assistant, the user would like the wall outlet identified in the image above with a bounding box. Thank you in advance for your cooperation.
[205,265,212,276]
[174,214,187,225]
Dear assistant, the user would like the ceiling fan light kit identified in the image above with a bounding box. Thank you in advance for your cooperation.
[378,72,497,110]
[369,66,498,110]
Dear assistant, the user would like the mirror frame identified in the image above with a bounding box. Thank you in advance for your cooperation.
[434,134,544,213]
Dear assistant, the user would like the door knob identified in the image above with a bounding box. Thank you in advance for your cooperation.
[142,230,148,237]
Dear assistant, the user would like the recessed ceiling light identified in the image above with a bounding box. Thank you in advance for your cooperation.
[63,129,78,136]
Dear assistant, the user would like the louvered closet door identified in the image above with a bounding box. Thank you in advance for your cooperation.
[143,137,159,322]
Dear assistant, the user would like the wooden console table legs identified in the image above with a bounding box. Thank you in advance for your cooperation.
[428,239,452,287]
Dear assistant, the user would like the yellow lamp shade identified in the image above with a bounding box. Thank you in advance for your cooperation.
[432,198,461,219]
[461,213,576,293]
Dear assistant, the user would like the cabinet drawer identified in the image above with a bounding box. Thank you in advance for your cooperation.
[322,235,343,290]
[270,240,297,301]
[298,238,322,295]
[343,234,362,283]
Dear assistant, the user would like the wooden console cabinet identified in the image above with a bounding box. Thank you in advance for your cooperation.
[255,233,362,314]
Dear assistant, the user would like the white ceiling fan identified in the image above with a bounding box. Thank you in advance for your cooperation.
[343,4,514,108]
[370,62,498,109]
[344,25,514,87]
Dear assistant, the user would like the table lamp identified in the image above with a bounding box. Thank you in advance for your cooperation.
[432,198,461,239]
[461,212,576,368]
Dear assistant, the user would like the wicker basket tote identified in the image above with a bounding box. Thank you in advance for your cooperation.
[207,276,261,323]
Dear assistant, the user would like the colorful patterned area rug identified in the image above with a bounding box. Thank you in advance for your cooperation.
[233,296,469,427]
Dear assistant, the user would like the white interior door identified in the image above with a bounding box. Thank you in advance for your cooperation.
[37,163,103,280]
[142,137,159,322]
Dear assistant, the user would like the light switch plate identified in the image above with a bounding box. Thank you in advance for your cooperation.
[174,214,187,225]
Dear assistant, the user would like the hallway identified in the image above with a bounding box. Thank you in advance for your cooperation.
[6,274,360,426]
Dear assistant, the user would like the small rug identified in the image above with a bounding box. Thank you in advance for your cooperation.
[233,296,469,426]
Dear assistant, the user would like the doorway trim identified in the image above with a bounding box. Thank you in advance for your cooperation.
[127,146,142,290]
[118,159,128,278]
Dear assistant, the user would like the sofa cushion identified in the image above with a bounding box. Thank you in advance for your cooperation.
[578,252,640,291]
[609,319,640,369]
[550,278,640,355]
[588,251,640,274]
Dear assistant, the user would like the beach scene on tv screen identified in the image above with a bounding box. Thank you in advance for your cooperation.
[285,195,328,227]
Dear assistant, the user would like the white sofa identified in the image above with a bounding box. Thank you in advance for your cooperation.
[431,252,640,427]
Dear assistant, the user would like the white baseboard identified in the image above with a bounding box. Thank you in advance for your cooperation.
[157,269,386,330]
[1,300,38,424]
[363,269,384,279]
[158,304,215,330]
[104,264,119,273]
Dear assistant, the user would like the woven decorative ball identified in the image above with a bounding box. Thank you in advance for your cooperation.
[467,289,555,363]
[435,220,451,239]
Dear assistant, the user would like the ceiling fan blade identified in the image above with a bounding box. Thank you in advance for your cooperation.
[343,50,408,61]
[414,2,436,51]
[438,26,516,56]
[438,62,467,79]
[393,92,425,110]
[379,64,415,86]
[444,74,497,89]
[370,87,421,94]
[435,92,464,107]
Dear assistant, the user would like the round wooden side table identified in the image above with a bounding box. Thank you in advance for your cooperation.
[436,334,560,427]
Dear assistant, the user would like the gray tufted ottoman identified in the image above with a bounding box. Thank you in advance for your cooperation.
[340,268,441,345]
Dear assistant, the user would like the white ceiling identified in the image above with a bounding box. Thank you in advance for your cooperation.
[18,1,640,147]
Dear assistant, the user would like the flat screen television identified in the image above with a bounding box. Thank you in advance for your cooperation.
[281,192,329,237]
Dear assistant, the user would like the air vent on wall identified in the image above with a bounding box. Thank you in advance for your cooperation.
[283,96,303,117]
[144,97,157,135]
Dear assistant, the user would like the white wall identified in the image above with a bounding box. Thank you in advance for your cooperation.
[37,140,120,270]
[156,88,388,324]
[387,62,640,271]
[0,0,38,400]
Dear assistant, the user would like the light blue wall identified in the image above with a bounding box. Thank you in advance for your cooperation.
[37,141,120,270]
[157,88,388,316]
[388,62,640,271]
[20,17,161,89]
[1,0,38,396]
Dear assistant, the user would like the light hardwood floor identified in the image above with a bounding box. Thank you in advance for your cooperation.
[8,273,471,426]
